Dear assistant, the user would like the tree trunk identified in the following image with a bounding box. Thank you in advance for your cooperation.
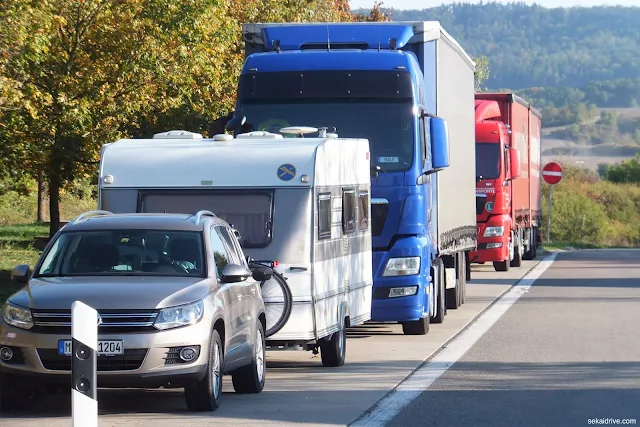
[37,173,47,222]
[48,173,61,238]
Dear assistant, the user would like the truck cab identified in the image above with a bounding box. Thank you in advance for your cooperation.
[473,100,521,271]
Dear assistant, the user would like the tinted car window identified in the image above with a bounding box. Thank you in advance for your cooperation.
[36,230,205,277]
[209,227,231,278]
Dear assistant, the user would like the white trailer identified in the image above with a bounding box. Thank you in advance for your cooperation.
[97,128,373,367]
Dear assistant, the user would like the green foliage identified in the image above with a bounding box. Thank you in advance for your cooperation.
[601,154,640,183]
[370,3,640,90]
[541,163,640,247]
[517,77,640,110]
[474,56,490,92]
[547,111,640,145]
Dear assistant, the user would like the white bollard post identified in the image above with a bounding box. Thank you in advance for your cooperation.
[71,301,98,427]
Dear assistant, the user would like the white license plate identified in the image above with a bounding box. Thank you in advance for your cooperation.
[58,340,124,356]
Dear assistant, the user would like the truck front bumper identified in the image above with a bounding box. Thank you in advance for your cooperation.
[470,238,509,263]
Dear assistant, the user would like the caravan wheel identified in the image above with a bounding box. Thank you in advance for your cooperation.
[320,318,347,367]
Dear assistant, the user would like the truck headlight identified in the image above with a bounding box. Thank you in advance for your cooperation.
[483,226,504,237]
[2,302,34,330]
[154,300,205,330]
[383,257,420,277]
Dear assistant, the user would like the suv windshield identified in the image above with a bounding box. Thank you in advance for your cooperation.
[36,229,205,278]
[240,100,416,173]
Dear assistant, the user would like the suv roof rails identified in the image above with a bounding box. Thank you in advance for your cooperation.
[192,210,217,225]
[72,210,114,224]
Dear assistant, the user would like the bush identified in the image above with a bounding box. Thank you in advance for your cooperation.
[541,162,640,247]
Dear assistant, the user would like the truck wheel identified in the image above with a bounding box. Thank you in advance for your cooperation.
[511,243,523,267]
[431,258,445,324]
[402,316,430,335]
[493,260,509,272]
[446,253,462,310]
[523,229,536,260]
[320,317,346,367]
[458,251,466,305]
[231,321,266,393]
[185,329,224,411]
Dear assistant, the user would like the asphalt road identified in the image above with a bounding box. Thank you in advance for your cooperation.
[0,254,544,426]
[384,249,640,427]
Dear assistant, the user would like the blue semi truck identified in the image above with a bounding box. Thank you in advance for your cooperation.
[217,22,477,335]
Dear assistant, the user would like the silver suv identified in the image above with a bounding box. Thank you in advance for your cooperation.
[0,210,271,412]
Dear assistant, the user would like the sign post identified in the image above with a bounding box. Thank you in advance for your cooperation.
[71,301,99,427]
[542,162,564,243]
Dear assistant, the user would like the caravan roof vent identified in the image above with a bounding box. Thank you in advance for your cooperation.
[236,131,283,139]
[280,126,318,137]
[212,133,234,142]
[153,130,203,139]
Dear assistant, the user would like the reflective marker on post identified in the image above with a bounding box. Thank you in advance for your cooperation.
[71,301,98,427]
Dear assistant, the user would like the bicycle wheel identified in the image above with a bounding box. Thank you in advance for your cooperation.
[258,269,293,337]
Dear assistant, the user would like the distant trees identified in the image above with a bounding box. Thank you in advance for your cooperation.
[360,3,640,90]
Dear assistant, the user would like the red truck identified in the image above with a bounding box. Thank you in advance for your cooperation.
[470,92,542,271]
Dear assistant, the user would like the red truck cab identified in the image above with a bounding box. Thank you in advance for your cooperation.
[470,93,542,271]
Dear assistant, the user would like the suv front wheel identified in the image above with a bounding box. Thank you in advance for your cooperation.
[232,320,266,393]
[184,329,223,411]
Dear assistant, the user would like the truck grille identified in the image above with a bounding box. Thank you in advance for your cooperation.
[31,309,159,334]
[371,201,389,237]
[37,348,148,371]
[476,195,487,215]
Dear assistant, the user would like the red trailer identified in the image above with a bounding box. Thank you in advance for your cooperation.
[470,93,542,271]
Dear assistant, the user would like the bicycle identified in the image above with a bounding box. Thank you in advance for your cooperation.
[247,257,293,338]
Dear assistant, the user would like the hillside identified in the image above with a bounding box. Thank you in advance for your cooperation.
[353,2,640,91]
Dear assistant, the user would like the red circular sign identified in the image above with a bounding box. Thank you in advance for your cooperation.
[542,162,563,185]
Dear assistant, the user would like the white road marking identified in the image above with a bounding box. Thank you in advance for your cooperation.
[350,252,558,427]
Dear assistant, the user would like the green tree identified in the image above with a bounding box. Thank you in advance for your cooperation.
[1,0,237,236]
[474,56,490,92]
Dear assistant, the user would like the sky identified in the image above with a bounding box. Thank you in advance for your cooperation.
[349,0,640,10]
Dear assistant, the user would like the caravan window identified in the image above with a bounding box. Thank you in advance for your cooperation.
[138,190,273,248]
[358,192,369,231]
[318,193,331,240]
[342,189,356,235]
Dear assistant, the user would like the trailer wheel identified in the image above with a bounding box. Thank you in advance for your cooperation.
[465,251,471,282]
[431,258,445,324]
[320,317,346,367]
[523,229,536,260]
[511,241,523,267]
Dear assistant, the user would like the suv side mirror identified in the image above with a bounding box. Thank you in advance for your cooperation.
[429,116,450,171]
[225,113,247,134]
[11,264,31,284]
[252,266,273,282]
[220,264,252,283]
[508,148,521,179]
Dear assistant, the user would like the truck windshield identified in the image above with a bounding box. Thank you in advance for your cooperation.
[475,143,501,180]
[239,100,416,173]
[35,230,206,278]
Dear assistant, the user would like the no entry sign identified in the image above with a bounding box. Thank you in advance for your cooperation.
[542,162,563,185]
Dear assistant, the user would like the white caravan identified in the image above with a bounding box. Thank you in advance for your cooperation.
[97,127,373,367]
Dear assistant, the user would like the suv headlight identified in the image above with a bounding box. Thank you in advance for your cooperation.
[483,226,504,237]
[2,302,34,330]
[154,300,205,330]
[383,257,420,277]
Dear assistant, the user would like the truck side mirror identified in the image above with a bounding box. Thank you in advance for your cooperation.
[430,116,450,171]
[509,148,521,179]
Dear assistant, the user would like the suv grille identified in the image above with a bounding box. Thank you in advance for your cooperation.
[476,195,487,215]
[37,348,148,371]
[31,309,159,334]
[371,201,389,236]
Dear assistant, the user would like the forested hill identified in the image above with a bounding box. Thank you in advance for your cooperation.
[352,3,640,90]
